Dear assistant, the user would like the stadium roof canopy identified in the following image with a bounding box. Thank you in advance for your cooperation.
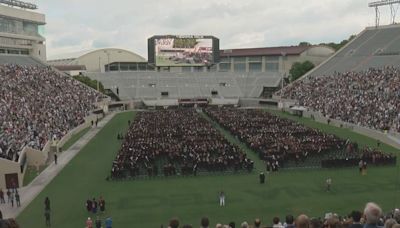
[220,45,334,57]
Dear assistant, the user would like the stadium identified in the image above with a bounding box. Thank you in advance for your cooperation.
[0,0,400,227]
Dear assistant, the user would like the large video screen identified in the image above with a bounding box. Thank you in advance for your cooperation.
[155,36,213,66]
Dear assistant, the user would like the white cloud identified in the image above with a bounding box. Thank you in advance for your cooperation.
[36,0,392,59]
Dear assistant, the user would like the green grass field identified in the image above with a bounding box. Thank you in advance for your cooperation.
[62,127,90,151]
[17,111,400,227]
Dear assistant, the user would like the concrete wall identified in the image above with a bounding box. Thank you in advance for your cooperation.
[0,5,45,24]
[0,158,25,190]
[24,146,47,166]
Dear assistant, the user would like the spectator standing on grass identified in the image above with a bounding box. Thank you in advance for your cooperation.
[363,162,368,176]
[86,198,93,212]
[219,191,225,206]
[54,153,57,165]
[10,192,14,207]
[6,189,11,203]
[259,172,265,184]
[99,196,106,213]
[95,216,102,228]
[0,188,4,204]
[105,216,112,228]
[44,208,51,227]
[254,218,262,228]
[326,178,332,192]
[45,197,50,210]
[86,217,93,228]
[15,191,20,207]
[92,198,98,214]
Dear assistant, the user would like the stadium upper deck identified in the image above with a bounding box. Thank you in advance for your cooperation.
[306,24,400,78]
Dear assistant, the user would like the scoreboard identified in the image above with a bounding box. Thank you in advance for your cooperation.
[148,35,220,67]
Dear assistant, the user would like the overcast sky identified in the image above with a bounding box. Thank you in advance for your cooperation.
[33,0,397,60]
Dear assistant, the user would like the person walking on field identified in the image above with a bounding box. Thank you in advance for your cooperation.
[10,192,14,207]
[95,216,102,228]
[105,216,112,228]
[45,208,51,227]
[45,197,51,210]
[86,217,93,228]
[6,189,11,203]
[219,191,225,206]
[0,188,5,204]
[99,196,106,213]
[54,153,58,165]
[15,191,20,207]
[326,178,332,192]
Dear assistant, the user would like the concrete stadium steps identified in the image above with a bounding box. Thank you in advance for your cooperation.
[308,24,400,77]
[86,71,281,100]
[0,54,45,66]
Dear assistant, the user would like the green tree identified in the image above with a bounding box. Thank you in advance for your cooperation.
[298,41,312,46]
[319,35,356,51]
[289,60,315,82]
[73,75,105,93]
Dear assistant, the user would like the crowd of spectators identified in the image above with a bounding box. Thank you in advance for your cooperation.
[163,202,400,228]
[280,67,400,133]
[205,108,346,168]
[0,64,100,161]
[111,109,254,179]
[322,146,396,168]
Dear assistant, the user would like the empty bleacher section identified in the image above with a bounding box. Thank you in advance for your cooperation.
[307,24,400,77]
[0,55,44,66]
[86,72,281,100]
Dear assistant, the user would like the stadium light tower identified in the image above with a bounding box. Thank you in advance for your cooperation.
[369,0,400,27]
[0,0,37,9]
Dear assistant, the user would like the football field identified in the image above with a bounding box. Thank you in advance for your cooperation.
[17,111,400,227]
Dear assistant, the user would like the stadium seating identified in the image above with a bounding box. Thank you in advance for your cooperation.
[308,24,400,77]
[0,64,101,161]
[282,67,400,133]
[85,71,281,100]
[280,24,400,135]
[0,54,44,66]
